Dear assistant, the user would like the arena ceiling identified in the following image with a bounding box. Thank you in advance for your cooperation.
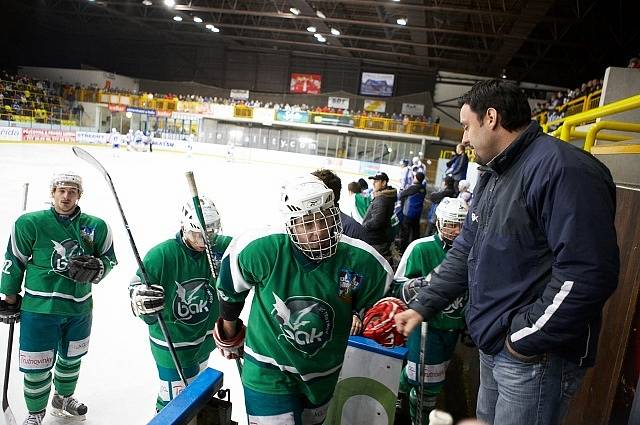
[4,0,639,88]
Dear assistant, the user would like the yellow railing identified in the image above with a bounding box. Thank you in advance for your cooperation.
[556,94,640,150]
[583,121,640,152]
[539,90,602,132]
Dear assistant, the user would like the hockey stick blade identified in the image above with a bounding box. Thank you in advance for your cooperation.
[73,147,189,386]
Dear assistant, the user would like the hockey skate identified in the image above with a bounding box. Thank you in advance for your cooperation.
[22,410,45,425]
[51,393,87,421]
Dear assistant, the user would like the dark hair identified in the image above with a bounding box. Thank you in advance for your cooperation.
[358,178,368,191]
[444,175,455,188]
[458,79,532,132]
[415,172,425,183]
[347,182,361,194]
[312,169,341,203]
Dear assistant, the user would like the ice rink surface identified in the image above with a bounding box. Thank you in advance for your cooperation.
[0,143,359,425]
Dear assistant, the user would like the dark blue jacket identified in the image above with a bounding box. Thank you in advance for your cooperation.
[409,122,619,366]
[399,183,427,220]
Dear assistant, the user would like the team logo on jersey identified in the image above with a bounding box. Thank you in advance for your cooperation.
[338,269,363,301]
[271,293,334,357]
[80,226,95,248]
[441,294,468,319]
[173,278,214,325]
[50,239,82,277]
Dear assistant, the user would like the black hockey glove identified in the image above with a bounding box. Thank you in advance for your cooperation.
[0,294,22,324]
[68,255,104,283]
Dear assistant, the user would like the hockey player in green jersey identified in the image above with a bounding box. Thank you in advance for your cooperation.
[129,196,232,411]
[392,197,469,424]
[0,172,117,425]
[214,175,393,425]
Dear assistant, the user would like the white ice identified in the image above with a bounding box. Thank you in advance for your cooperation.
[0,143,358,425]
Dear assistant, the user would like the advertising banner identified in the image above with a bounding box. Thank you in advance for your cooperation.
[360,72,395,97]
[401,103,425,116]
[275,109,310,124]
[108,103,126,112]
[230,89,250,100]
[22,129,76,143]
[76,131,109,144]
[290,73,322,94]
[0,126,23,141]
[126,106,156,116]
[363,99,387,113]
[328,97,350,110]
[310,113,354,127]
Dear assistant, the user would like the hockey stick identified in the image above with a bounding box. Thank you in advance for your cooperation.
[3,183,29,425]
[184,171,243,376]
[416,321,428,425]
[71,147,188,386]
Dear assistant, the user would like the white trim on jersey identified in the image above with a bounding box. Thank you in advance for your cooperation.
[224,226,287,295]
[244,346,343,382]
[339,234,394,294]
[394,235,437,279]
[10,221,29,265]
[25,288,92,303]
[149,330,214,348]
[99,222,114,256]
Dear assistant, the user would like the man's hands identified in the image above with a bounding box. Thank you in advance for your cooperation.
[393,308,424,336]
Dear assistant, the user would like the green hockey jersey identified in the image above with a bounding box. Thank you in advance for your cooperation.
[1,207,117,315]
[132,233,232,369]
[216,228,392,396]
[394,234,467,330]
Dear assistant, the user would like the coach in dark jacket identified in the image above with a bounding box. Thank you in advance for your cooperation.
[398,172,427,251]
[394,80,619,425]
[362,172,397,258]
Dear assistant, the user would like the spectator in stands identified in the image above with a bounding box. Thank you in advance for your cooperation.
[397,171,427,252]
[362,172,397,261]
[445,143,470,190]
[628,57,640,68]
[412,156,426,176]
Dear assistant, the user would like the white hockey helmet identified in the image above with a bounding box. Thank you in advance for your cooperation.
[436,197,468,245]
[181,196,222,238]
[50,171,83,194]
[412,156,420,165]
[281,175,342,260]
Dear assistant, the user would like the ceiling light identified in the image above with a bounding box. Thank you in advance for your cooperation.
[193,16,203,23]
[307,26,317,33]
[212,26,220,33]
[316,10,326,19]
[330,27,340,36]
[164,0,175,7]
[206,24,214,29]
[289,7,300,15]
[316,35,326,43]
[173,16,182,21]
[314,33,322,39]
[396,18,407,25]
[392,0,400,2]
[142,0,152,5]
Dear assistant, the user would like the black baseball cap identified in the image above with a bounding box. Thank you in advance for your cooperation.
[368,172,389,182]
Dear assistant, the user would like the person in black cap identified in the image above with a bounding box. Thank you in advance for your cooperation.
[361,172,397,263]
[397,171,427,252]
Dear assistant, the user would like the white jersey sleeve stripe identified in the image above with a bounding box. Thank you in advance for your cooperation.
[394,235,436,279]
[99,222,114,256]
[10,222,29,265]
[340,235,393,293]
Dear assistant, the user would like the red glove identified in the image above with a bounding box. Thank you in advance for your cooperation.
[213,318,246,359]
